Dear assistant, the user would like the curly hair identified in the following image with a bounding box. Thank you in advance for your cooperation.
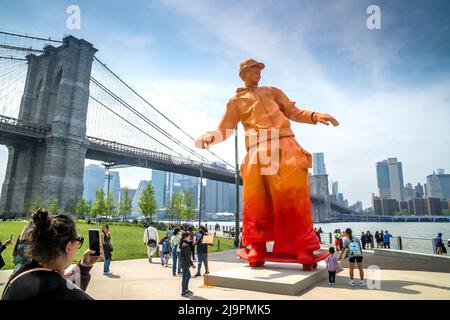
[25,208,77,263]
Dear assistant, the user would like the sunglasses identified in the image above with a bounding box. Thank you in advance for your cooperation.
[74,235,84,249]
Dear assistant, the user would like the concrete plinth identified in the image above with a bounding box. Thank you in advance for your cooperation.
[206,261,338,296]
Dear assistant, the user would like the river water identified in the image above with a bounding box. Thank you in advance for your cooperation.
[170,220,450,255]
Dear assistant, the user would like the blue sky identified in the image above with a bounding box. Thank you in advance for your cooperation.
[1,0,449,208]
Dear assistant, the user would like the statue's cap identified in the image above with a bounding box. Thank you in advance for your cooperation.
[239,59,265,75]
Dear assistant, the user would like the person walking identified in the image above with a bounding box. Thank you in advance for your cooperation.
[158,238,165,266]
[361,232,367,250]
[171,228,182,276]
[144,222,159,263]
[238,227,243,249]
[161,236,172,267]
[325,247,338,286]
[0,236,13,270]
[339,228,365,287]
[100,225,113,275]
[376,230,384,248]
[383,230,393,249]
[188,226,196,261]
[434,233,444,254]
[166,225,174,238]
[194,226,211,277]
[333,229,342,253]
[314,227,323,244]
[366,231,374,250]
[179,232,196,297]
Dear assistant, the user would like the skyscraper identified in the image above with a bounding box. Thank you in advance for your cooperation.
[331,181,339,196]
[376,160,391,199]
[426,171,450,200]
[83,164,105,204]
[388,158,405,202]
[151,170,166,209]
[376,158,405,202]
[415,183,424,198]
[404,183,415,200]
[312,153,326,175]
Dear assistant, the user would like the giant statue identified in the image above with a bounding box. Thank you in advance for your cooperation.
[195,59,339,270]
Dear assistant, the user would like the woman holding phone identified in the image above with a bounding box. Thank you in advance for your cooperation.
[2,208,100,300]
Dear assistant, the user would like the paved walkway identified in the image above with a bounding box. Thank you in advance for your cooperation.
[1,249,449,300]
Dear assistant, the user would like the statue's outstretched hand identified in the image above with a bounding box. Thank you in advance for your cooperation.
[315,113,339,126]
[195,132,215,149]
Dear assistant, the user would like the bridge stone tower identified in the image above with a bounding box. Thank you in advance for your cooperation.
[0,36,97,214]
[309,174,331,222]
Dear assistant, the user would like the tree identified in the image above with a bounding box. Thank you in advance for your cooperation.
[24,195,44,213]
[75,198,90,220]
[180,190,196,221]
[393,210,408,216]
[64,198,77,215]
[119,187,133,221]
[139,183,158,221]
[168,190,183,223]
[91,188,106,218]
[105,191,117,219]
[23,198,33,215]
[48,195,60,214]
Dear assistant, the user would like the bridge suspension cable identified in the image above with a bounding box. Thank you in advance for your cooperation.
[90,76,217,166]
[89,94,186,159]
[93,57,235,169]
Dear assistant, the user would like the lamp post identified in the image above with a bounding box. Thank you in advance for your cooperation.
[234,127,240,248]
[198,163,203,228]
[105,171,111,197]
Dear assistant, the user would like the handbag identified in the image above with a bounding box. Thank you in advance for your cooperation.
[146,229,157,247]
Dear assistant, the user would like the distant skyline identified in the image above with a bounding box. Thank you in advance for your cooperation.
[1,0,449,208]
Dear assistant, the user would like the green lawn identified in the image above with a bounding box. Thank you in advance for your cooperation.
[0,220,234,270]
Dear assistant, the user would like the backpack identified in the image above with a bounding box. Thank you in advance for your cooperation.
[348,238,361,257]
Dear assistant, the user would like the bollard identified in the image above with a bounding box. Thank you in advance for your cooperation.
[431,239,436,254]
[398,236,403,250]
[329,233,332,244]
[218,239,220,252]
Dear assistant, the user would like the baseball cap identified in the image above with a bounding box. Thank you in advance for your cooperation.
[239,58,265,75]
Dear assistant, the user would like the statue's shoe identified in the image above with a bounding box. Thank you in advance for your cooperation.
[247,242,266,267]
[296,231,329,270]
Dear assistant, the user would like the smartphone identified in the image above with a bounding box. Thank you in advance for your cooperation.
[88,229,100,256]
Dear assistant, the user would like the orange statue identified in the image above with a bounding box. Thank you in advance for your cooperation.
[195,59,339,270]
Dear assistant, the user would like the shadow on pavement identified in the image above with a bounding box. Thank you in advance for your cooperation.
[303,274,450,296]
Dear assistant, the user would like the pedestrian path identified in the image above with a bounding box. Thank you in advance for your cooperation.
[1,249,449,300]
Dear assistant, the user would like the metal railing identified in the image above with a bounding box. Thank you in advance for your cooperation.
[86,136,235,174]
[0,114,51,138]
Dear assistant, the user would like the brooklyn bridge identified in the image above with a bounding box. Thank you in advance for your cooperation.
[0,31,355,221]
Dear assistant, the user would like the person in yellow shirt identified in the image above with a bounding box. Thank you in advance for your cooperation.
[195,59,339,269]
